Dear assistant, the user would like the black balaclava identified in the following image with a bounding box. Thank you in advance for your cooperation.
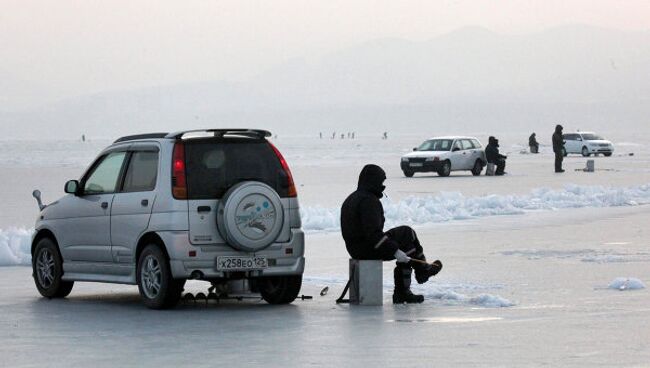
[555,124,563,134]
[358,164,386,198]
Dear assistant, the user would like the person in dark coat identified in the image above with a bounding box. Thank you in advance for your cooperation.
[552,125,565,173]
[529,133,539,153]
[485,136,507,175]
[340,164,442,304]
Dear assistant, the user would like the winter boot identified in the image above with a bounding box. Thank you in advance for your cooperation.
[414,259,443,284]
[392,265,424,304]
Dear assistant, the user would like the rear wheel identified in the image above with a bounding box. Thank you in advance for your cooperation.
[581,146,590,157]
[33,237,74,298]
[259,275,302,304]
[471,160,483,176]
[604,152,612,157]
[437,161,451,177]
[403,170,414,178]
[137,245,185,309]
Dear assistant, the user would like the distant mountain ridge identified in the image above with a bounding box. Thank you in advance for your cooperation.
[2,25,649,139]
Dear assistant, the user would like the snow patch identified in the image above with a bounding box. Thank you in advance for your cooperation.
[608,277,646,291]
[0,228,33,266]
[301,183,650,232]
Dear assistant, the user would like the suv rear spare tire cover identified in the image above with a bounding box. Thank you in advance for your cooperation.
[217,181,284,252]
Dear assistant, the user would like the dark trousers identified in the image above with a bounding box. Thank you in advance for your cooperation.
[385,226,430,292]
[493,159,506,175]
[554,152,564,172]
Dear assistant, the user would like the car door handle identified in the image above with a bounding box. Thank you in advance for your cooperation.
[141,199,149,207]
[101,202,108,209]
[197,206,211,213]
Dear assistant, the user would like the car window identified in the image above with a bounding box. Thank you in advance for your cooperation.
[581,133,603,141]
[185,139,289,199]
[122,151,159,192]
[452,140,462,151]
[563,134,577,140]
[83,152,127,194]
[471,139,482,148]
[417,139,453,151]
[461,140,474,150]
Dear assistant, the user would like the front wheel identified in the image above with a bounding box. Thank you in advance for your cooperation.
[259,275,302,304]
[403,170,414,178]
[33,237,74,298]
[137,245,185,309]
[581,146,591,157]
[471,160,483,176]
[604,152,612,157]
[437,161,451,177]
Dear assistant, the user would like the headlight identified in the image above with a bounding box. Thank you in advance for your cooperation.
[401,157,409,162]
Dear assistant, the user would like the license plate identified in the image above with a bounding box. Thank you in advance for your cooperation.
[216,256,268,271]
[410,163,423,167]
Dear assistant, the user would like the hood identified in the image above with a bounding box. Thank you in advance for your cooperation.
[358,164,386,198]
[555,125,563,134]
[403,150,450,158]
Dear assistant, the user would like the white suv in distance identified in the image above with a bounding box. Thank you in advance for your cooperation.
[400,136,487,177]
[562,132,614,157]
[31,129,304,309]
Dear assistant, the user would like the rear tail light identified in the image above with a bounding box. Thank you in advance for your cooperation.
[268,142,297,197]
[172,141,187,199]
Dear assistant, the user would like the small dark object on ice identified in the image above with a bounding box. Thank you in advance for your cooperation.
[299,295,313,300]
[320,287,329,296]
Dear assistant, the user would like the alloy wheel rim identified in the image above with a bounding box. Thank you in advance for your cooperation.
[141,255,162,299]
[36,249,56,288]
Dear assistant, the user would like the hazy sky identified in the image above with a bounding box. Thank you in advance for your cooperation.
[1,0,649,109]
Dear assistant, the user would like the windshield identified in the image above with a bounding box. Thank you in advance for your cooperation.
[581,134,604,141]
[417,139,453,151]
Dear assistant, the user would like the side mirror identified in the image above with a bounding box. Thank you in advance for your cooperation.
[412,147,417,151]
[452,147,461,152]
[65,180,80,195]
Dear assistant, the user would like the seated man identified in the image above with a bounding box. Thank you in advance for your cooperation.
[340,164,442,304]
[529,133,539,154]
[485,136,507,175]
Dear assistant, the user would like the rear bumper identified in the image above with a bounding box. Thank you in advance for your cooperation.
[160,229,305,279]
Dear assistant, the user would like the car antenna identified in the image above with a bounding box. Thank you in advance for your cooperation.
[32,190,46,210]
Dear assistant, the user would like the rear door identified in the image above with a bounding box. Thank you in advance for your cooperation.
[58,151,127,263]
[460,139,477,169]
[110,145,159,263]
[449,140,465,170]
[184,138,291,247]
[564,134,578,153]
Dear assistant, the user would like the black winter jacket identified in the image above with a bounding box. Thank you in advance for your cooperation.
[340,165,399,260]
[552,125,564,153]
[485,137,506,164]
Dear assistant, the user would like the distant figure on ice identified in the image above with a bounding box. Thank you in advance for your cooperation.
[529,133,539,153]
[485,136,507,175]
[341,133,345,139]
[319,132,323,139]
[340,164,443,304]
[332,132,336,139]
[382,132,388,140]
[552,124,565,173]
[352,132,355,139]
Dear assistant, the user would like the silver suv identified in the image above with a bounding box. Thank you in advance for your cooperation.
[31,129,304,309]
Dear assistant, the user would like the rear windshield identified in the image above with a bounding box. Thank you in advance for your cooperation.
[417,139,453,151]
[184,138,289,199]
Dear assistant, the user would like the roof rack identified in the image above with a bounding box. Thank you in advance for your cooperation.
[114,133,169,143]
[165,129,272,140]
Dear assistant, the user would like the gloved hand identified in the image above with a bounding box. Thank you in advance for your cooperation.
[393,249,411,263]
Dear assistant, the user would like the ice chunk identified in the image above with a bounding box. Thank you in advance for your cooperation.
[0,228,33,266]
[608,277,646,291]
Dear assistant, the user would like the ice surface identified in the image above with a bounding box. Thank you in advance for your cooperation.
[303,275,515,308]
[301,183,650,232]
[0,228,32,266]
[607,277,646,291]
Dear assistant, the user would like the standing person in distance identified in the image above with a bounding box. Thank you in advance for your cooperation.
[340,164,443,304]
[552,125,565,173]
